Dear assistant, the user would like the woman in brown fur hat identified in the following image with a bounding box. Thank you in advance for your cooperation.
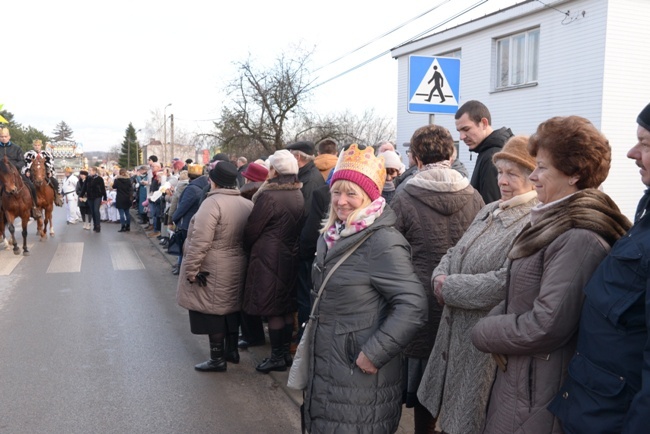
[471,116,631,434]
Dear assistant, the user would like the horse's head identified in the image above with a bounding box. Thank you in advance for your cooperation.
[31,154,47,185]
[0,156,20,193]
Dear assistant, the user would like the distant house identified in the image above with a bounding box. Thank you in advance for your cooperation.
[391,0,650,218]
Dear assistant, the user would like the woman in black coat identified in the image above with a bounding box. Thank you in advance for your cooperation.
[243,150,304,374]
[113,168,134,232]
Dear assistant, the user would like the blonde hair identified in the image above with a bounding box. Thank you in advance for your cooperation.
[320,180,372,233]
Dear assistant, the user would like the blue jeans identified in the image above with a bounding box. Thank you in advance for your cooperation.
[118,208,131,226]
[149,200,160,231]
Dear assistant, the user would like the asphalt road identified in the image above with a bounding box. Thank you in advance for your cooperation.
[0,207,301,434]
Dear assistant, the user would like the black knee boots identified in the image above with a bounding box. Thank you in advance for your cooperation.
[256,328,286,373]
[195,341,227,372]
[283,323,294,367]
[225,333,240,364]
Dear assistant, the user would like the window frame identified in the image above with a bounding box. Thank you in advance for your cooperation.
[494,28,540,91]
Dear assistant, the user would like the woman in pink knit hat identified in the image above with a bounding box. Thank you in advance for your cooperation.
[302,143,427,433]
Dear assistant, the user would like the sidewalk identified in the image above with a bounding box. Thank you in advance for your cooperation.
[135,210,414,433]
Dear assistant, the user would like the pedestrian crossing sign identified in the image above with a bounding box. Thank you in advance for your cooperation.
[408,55,460,114]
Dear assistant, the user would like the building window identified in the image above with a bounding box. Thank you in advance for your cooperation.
[495,28,539,89]
[437,49,462,59]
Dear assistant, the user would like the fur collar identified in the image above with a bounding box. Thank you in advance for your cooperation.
[251,178,302,203]
[508,189,631,260]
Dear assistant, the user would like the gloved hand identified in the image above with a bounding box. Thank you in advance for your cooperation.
[194,271,210,287]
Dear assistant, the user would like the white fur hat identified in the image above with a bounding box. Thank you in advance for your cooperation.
[379,150,405,175]
[269,149,298,175]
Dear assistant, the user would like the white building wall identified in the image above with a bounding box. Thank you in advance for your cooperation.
[394,0,649,218]
[599,0,650,218]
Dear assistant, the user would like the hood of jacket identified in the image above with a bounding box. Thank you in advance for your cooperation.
[402,167,477,216]
[314,154,338,172]
[471,127,513,154]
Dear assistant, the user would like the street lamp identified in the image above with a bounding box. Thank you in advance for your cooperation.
[163,103,171,164]
[127,128,142,170]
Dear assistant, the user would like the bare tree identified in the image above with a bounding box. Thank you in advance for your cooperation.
[214,45,315,156]
[290,109,396,149]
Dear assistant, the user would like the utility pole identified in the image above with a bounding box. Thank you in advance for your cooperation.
[163,103,171,165]
[170,114,174,162]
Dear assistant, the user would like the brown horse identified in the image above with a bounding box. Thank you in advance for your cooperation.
[31,154,55,238]
[0,156,44,255]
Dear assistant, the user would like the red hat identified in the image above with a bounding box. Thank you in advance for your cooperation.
[241,162,269,183]
[172,160,185,171]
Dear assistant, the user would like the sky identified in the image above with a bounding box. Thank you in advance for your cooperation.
[3,0,520,153]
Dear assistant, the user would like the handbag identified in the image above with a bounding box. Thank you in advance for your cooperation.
[287,231,373,390]
[167,228,186,256]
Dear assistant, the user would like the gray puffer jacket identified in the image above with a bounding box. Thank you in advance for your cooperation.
[304,208,427,434]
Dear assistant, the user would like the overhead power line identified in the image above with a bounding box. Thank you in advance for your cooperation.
[313,0,451,73]
[311,0,488,90]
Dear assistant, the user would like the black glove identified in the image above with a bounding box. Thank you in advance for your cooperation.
[194,271,210,287]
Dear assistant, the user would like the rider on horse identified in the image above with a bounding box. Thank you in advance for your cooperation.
[23,139,63,207]
[0,127,41,217]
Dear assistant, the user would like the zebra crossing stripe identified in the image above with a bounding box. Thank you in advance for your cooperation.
[108,242,145,271]
[47,242,84,273]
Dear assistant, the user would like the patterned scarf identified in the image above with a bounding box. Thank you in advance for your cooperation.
[324,196,386,249]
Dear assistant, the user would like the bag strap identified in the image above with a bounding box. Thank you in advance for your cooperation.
[308,231,374,321]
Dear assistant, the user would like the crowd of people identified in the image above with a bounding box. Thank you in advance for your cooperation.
[164,101,650,434]
[3,99,650,434]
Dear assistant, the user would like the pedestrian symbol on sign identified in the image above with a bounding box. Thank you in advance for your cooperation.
[408,56,460,114]
[426,66,445,103]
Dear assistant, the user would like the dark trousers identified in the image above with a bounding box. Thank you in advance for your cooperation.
[296,257,314,342]
[88,198,102,229]
[240,311,265,344]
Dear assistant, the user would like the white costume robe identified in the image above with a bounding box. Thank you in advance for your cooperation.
[61,174,80,223]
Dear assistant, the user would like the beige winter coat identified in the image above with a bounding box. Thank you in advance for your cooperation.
[176,188,253,315]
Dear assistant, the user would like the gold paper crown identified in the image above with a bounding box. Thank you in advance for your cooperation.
[332,144,386,199]
[188,164,204,176]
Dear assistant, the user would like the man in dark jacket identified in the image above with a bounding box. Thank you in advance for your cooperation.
[81,166,107,233]
[455,100,513,204]
[548,102,650,434]
[171,168,209,275]
[286,140,325,215]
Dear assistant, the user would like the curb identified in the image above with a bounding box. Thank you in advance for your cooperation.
[133,209,304,409]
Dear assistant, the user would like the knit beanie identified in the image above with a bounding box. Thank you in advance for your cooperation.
[637,103,650,131]
[492,135,536,172]
[331,144,386,201]
[379,150,405,175]
[269,149,299,175]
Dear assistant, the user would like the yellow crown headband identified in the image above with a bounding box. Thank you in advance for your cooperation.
[331,143,386,201]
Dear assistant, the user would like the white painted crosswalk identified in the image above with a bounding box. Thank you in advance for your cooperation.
[0,240,146,276]
[47,242,84,273]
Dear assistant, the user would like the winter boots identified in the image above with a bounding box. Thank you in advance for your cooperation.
[283,323,294,367]
[195,341,227,372]
[118,225,126,232]
[256,329,287,373]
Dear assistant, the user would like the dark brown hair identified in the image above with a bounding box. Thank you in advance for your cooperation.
[528,116,611,189]
[409,124,455,165]
[455,100,491,125]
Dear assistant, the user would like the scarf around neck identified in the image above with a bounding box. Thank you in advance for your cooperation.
[324,196,386,249]
[508,188,631,260]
